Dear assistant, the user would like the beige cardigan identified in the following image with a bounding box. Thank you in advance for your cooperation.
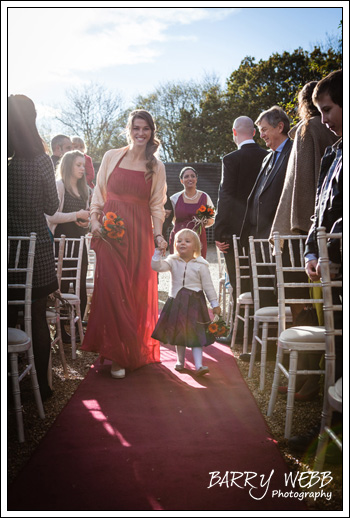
[90,146,167,223]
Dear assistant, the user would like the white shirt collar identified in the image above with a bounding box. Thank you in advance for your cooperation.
[238,139,255,149]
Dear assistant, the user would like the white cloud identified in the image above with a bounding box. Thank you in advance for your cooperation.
[7,6,237,91]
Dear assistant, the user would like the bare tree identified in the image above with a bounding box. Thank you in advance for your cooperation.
[56,82,124,161]
[135,80,203,162]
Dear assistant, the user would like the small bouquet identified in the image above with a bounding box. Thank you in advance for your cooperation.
[101,212,126,244]
[191,204,215,235]
[207,314,230,339]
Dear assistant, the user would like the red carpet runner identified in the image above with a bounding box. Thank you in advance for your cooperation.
[8,343,307,511]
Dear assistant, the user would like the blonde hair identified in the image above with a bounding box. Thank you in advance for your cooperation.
[71,136,86,152]
[56,150,88,203]
[174,229,201,258]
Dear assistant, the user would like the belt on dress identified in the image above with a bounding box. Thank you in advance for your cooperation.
[107,192,149,207]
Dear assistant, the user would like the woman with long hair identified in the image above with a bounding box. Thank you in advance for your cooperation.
[8,94,59,400]
[270,81,338,238]
[46,150,90,330]
[81,109,167,378]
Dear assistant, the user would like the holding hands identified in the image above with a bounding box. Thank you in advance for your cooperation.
[155,234,167,255]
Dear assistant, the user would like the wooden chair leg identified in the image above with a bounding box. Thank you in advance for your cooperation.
[259,323,269,392]
[285,350,298,439]
[267,346,284,416]
[27,345,45,419]
[248,319,260,378]
[10,352,25,443]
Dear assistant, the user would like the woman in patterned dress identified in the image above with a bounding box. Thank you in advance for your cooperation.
[46,150,90,329]
[8,94,59,400]
[81,110,167,379]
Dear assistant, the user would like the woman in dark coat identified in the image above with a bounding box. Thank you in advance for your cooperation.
[8,94,59,400]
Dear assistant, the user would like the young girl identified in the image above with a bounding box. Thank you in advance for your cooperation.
[152,229,220,376]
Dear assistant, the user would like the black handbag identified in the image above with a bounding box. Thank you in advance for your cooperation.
[295,305,319,326]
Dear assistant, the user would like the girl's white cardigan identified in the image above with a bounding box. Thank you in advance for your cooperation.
[152,249,219,308]
[46,179,89,235]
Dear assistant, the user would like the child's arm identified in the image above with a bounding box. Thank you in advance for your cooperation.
[151,249,171,273]
[200,264,220,314]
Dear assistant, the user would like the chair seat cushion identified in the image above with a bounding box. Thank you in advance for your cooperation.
[280,325,326,344]
[61,293,79,302]
[8,327,31,350]
[238,292,253,303]
[255,306,293,319]
[46,310,58,321]
[328,378,342,412]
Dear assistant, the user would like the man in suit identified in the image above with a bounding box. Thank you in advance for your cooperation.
[240,106,293,252]
[240,107,293,303]
[214,116,268,343]
[239,106,292,361]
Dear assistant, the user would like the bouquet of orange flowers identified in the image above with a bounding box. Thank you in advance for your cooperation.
[101,212,126,244]
[192,204,215,235]
[207,314,230,339]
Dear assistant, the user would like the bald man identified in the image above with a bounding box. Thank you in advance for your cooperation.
[214,116,268,343]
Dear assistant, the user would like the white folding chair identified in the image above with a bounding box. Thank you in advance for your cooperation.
[57,236,85,359]
[230,235,254,353]
[267,232,326,439]
[216,245,232,321]
[314,227,342,470]
[247,236,293,391]
[46,235,69,388]
[7,233,45,442]
[83,233,96,322]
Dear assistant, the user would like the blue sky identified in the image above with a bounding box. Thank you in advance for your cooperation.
[4,3,346,132]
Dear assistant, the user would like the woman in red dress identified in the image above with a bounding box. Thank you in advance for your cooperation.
[81,110,167,378]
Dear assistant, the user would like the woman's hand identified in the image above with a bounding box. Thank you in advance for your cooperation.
[213,307,221,316]
[90,219,102,237]
[155,235,167,255]
[76,209,90,221]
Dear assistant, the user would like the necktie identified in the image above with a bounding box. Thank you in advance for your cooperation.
[265,151,276,176]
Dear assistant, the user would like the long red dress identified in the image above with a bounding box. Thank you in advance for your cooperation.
[81,162,160,370]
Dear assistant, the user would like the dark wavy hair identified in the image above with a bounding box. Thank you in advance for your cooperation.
[297,81,320,121]
[8,95,46,159]
[126,109,161,181]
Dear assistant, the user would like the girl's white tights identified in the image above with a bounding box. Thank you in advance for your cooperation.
[176,345,203,370]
